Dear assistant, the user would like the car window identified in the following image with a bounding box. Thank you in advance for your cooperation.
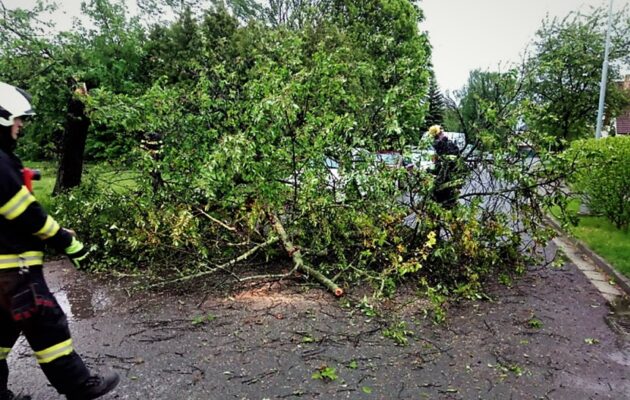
[324,157,339,169]
[376,153,402,166]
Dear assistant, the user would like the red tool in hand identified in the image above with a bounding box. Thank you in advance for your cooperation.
[22,167,41,193]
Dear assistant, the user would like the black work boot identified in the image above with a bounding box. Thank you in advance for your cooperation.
[0,390,31,400]
[65,372,119,400]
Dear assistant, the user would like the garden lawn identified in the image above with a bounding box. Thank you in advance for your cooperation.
[552,200,630,278]
[25,161,138,212]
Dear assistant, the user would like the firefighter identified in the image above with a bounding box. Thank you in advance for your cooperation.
[428,125,462,208]
[0,82,119,399]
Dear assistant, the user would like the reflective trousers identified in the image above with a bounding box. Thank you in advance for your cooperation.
[0,266,90,394]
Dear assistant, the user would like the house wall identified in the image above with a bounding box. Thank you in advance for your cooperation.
[614,75,630,135]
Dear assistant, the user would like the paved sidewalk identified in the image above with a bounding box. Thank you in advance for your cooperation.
[546,215,630,300]
[552,235,625,303]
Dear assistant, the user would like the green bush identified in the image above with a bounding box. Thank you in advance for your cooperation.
[52,168,221,274]
[568,137,630,231]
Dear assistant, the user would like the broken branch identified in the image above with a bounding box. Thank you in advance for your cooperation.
[148,236,279,288]
[266,210,343,297]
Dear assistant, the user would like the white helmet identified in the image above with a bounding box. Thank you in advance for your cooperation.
[0,82,36,127]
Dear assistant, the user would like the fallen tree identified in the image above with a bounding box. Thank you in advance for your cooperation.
[46,0,572,304]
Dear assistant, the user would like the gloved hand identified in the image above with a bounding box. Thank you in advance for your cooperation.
[64,236,89,269]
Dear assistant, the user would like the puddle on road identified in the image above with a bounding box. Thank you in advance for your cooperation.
[55,286,113,321]
[45,262,117,321]
[606,298,630,343]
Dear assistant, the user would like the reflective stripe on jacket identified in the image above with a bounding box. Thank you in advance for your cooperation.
[0,251,44,270]
[0,148,72,266]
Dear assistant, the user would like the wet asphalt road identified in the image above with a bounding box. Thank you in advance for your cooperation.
[5,244,630,400]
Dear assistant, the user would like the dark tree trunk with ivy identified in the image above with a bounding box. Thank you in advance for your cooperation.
[54,89,90,194]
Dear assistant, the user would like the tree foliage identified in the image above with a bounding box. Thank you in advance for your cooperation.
[423,73,444,131]
[524,7,630,146]
[446,68,523,147]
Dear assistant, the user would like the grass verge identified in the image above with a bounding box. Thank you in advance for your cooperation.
[551,199,630,278]
[24,160,57,211]
[25,160,138,213]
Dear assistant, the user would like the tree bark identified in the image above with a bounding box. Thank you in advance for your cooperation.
[54,83,90,194]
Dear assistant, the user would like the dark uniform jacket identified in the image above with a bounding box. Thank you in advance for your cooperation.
[433,136,460,177]
[432,136,463,207]
[0,147,73,269]
[433,136,460,158]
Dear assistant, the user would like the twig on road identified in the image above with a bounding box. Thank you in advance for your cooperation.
[148,236,279,288]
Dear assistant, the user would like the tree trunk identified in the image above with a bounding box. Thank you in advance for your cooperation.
[54,84,90,194]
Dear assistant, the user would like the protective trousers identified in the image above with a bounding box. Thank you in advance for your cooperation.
[0,266,90,395]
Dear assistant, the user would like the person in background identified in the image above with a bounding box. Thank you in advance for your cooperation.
[428,124,462,208]
[0,82,119,400]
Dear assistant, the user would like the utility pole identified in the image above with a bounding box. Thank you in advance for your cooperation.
[595,0,614,139]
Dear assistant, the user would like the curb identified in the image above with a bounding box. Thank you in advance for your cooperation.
[545,215,630,297]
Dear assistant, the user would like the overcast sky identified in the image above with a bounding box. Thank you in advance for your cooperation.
[420,0,625,93]
[4,0,626,93]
